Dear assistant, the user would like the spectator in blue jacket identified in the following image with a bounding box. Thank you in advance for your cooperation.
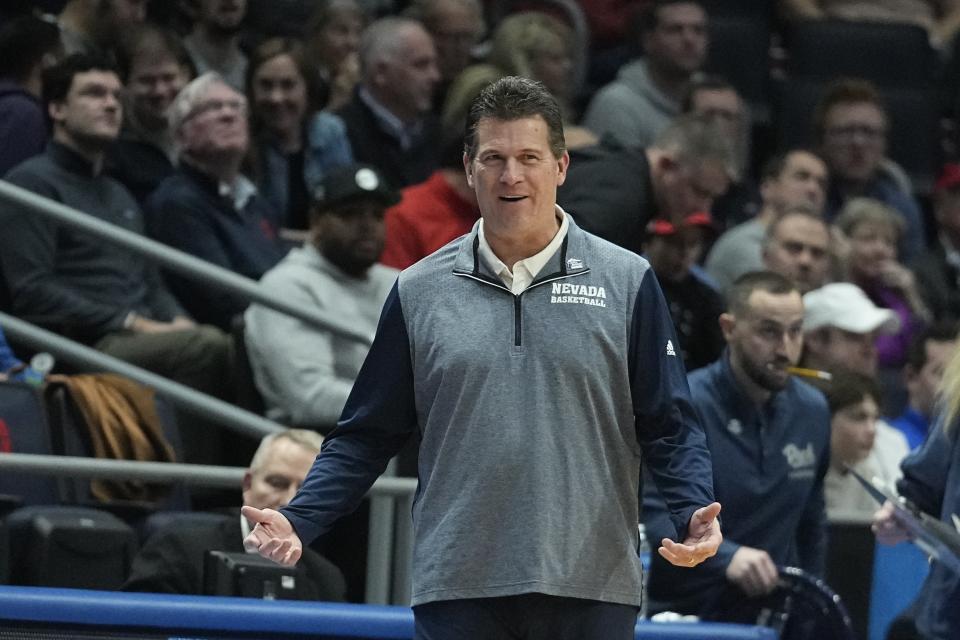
[0,15,62,177]
[874,339,960,640]
[147,72,284,330]
[815,78,926,261]
[644,271,831,621]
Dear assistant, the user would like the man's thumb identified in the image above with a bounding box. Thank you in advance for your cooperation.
[241,505,265,523]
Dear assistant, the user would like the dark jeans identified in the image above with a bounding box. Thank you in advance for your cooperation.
[413,593,638,640]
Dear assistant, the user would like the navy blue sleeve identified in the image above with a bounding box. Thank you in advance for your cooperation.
[897,417,953,515]
[630,268,715,540]
[280,282,418,544]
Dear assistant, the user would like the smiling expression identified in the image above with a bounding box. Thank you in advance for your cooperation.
[465,116,569,245]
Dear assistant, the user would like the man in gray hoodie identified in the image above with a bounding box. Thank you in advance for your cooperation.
[583,0,708,149]
[244,163,399,431]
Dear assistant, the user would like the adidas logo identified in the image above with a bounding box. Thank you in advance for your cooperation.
[666,340,676,357]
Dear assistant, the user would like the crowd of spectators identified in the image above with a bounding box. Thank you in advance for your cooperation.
[1,0,960,635]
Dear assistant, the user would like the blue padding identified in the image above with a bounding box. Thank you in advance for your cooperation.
[0,586,777,640]
[0,586,414,638]
[868,541,929,640]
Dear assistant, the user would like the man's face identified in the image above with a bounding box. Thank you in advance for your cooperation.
[724,289,805,393]
[102,0,148,38]
[529,41,574,103]
[127,56,191,129]
[809,327,879,376]
[935,188,960,240]
[252,53,308,140]
[372,25,440,120]
[831,394,879,467]
[908,339,956,418]
[197,0,247,34]
[656,158,730,223]
[315,198,388,276]
[763,215,831,294]
[644,227,705,283]
[465,115,569,241]
[846,220,897,281]
[642,2,708,76]
[314,7,363,69]
[690,88,744,138]
[178,81,249,160]
[425,0,483,81]
[763,151,829,214]
[821,101,887,185]
[50,69,123,147]
[242,438,317,512]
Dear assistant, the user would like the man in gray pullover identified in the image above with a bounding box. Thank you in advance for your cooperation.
[243,76,721,639]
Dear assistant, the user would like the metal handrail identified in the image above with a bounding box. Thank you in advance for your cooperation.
[0,453,418,496]
[0,451,418,605]
[0,180,373,346]
[0,312,284,439]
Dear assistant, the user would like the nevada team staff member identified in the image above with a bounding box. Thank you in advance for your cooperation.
[244,76,722,639]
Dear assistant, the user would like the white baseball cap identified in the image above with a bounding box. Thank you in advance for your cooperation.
[802,282,900,335]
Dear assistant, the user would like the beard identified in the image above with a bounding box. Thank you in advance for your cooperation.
[740,353,791,393]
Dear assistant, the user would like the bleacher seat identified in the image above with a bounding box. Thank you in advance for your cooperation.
[44,382,190,513]
[0,381,59,508]
[785,20,936,90]
[704,5,773,119]
[5,505,138,590]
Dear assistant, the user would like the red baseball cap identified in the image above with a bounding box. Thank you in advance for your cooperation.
[645,212,714,236]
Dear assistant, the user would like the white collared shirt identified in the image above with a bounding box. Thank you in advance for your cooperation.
[478,206,569,294]
[218,175,257,210]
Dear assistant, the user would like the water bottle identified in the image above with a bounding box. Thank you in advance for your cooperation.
[20,352,54,386]
[638,523,651,619]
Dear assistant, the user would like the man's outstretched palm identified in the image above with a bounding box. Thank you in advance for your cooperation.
[657,501,723,568]
[241,506,303,567]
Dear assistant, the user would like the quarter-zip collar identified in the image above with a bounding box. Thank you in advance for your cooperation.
[453,207,591,291]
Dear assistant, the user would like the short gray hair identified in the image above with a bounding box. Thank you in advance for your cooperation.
[653,113,741,182]
[834,197,905,240]
[249,429,324,472]
[358,17,425,78]
[167,71,232,156]
[763,204,826,248]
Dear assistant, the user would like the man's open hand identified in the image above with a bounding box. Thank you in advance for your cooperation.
[241,506,303,567]
[658,502,722,568]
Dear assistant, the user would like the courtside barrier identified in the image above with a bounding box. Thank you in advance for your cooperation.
[0,586,779,639]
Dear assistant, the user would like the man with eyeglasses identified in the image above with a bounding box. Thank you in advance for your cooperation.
[145,72,283,331]
[814,77,926,261]
[0,54,234,465]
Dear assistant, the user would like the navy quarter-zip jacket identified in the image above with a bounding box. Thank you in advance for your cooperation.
[645,354,830,615]
[281,214,715,607]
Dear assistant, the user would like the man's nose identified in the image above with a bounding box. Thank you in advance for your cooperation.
[500,158,522,184]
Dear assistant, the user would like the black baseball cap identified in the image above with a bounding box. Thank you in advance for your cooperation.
[310,164,400,210]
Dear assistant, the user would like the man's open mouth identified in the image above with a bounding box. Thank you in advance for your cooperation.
[499,196,527,202]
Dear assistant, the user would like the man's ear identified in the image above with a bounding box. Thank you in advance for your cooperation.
[48,100,64,124]
[463,152,474,188]
[556,149,570,187]
[718,312,736,342]
[242,470,253,492]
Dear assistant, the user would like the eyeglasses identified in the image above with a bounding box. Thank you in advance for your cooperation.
[184,97,248,122]
[825,124,886,141]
